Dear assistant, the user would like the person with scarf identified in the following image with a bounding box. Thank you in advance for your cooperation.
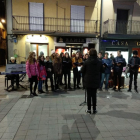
[53,53,62,90]
[37,55,47,94]
[63,52,72,89]
[72,51,83,89]
[26,52,39,96]
[128,50,140,93]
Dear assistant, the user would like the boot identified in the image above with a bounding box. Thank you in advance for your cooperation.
[128,85,132,92]
[38,90,42,94]
[41,90,45,93]
[135,86,138,93]
[64,85,67,89]
[51,85,55,91]
[68,85,72,90]
[33,92,38,96]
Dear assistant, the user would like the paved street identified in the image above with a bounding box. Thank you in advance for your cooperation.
[0,66,140,140]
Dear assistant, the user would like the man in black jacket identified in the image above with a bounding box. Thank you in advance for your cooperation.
[45,56,54,92]
[81,49,102,114]
[128,50,140,93]
[113,50,126,91]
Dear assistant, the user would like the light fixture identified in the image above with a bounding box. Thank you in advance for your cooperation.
[1,19,5,23]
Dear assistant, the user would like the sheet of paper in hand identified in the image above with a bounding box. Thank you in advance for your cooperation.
[78,66,81,71]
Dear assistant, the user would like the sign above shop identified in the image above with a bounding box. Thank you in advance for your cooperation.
[57,37,86,43]
[102,40,140,47]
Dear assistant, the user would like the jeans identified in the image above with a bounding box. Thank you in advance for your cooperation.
[38,80,43,91]
[73,68,81,88]
[114,72,122,90]
[87,88,97,111]
[129,71,138,90]
[45,76,54,90]
[64,70,71,87]
[100,73,110,89]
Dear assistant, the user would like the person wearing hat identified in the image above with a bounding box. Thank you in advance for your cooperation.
[128,50,140,92]
[63,52,72,89]
[50,50,55,62]
[72,51,83,89]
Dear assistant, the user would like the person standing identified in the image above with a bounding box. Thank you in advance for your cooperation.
[37,56,47,94]
[128,50,140,93]
[63,52,72,89]
[50,50,55,62]
[98,52,103,61]
[72,52,83,89]
[45,56,54,92]
[110,53,114,61]
[113,50,126,91]
[81,49,102,114]
[99,52,112,91]
[26,52,39,96]
[60,52,65,85]
[53,53,62,90]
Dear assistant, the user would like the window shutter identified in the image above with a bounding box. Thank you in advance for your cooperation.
[29,2,44,31]
[71,5,85,32]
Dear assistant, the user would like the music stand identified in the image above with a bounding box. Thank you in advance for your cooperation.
[79,89,87,106]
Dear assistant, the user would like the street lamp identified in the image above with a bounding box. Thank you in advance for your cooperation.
[1,19,5,23]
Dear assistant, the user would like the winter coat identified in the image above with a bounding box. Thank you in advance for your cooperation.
[45,61,53,78]
[26,61,39,78]
[129,56,140,72]
[53,58,62,75]
[113,56,126,72]
[63,57,72,74]
[72,57,83,68]
[102,58,112,74]
[37,62,47,80]
[81,56,102,89]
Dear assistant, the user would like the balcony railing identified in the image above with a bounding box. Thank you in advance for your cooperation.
[103,19,140,35]
[12,16,100,34]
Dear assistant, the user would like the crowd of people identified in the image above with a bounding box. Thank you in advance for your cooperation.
[8,48,140,114]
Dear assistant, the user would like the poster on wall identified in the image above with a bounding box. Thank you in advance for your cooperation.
[55,48,65,54]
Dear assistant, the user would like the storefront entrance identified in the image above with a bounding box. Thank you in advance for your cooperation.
[30,43,48,58]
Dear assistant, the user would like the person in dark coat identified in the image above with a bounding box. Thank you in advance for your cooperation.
[81,49,102,114]
[128,50,140,93]
[60,52,65,85]
[63,52,72,89]
[45,56,54,92]
[112,50,126,91]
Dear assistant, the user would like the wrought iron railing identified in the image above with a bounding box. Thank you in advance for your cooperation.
[12,16,100,34]
[103,19,140,35]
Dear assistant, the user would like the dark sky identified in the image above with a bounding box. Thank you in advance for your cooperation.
[0,0,5,18]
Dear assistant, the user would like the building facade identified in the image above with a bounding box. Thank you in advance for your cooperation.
[100,0,140,63]
[6,0,101,63]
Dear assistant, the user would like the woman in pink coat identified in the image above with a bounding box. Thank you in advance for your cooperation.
[26,52,39,96]
[37,55,47,94]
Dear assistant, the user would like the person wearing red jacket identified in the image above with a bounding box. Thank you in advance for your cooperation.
[37,56,47,94]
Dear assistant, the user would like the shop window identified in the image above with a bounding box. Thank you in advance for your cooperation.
[29,2,44,31]
[71,5,85,32]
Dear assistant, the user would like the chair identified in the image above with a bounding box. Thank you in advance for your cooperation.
[5,75,16,91]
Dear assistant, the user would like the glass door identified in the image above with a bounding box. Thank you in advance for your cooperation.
[30,44,48,58]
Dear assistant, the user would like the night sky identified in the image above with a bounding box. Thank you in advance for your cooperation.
[0,0,5,19]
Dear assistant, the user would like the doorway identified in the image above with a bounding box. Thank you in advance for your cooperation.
[30,43,48,58]
[116,9,129,34]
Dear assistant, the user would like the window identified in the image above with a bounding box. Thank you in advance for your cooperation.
[71,5,85,32]
[29,2,44,31]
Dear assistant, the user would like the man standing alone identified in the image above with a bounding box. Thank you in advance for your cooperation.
[128,50,140,93]
[82,49,102,114]
[113,50,126,91]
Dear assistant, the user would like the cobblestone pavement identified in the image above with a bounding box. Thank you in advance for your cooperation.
[0,66,140,140]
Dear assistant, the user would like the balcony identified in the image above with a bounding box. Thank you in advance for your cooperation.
[103,19,140,39]
[12,16,100,37]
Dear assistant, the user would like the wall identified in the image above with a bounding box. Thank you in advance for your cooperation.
[102,0,140,36]
[13,35,54,63]
[12,0,100,20]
